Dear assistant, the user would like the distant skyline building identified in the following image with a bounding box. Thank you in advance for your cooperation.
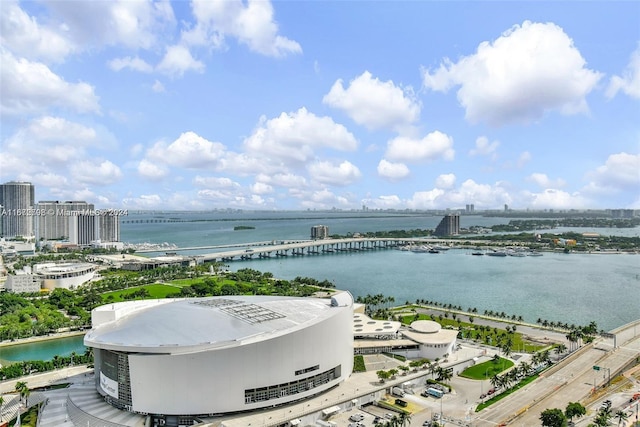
[36,201,94,241]
[0,181,35,238]
[68,211,96,245]
[99,213,121,242]
[433,213,460,237]
[311,225,329,240]
[610,209,635,219]
[465,204,475,214]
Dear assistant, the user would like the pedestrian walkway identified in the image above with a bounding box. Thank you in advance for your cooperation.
[37,382,146,427]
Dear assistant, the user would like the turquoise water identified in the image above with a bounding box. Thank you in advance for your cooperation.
[0,335,86,364]
[230,249,639,332]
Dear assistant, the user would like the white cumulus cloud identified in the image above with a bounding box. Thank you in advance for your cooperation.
[157,45,205,77]
[323,71,420,131]
[606,44,640,99]
[1,49,100,116]
[244,107,358,164]
[422,21,602,126]
[147,131,227,169]
[587,152,640,191]
[524,189,588,209]
[72,160,122,185]
[0,0,75,63]
[435,174,456,189]
[377,159,410,180]
[187,0,301,57]
[251,182,274,194]
[385,131,454,163]
[193,176,240,189]
[527,173,566,189]
[108,56,154,73]
[138,159,168,180]
[307,160,361,186]
[469,136,499,157]
[44,0,176,51]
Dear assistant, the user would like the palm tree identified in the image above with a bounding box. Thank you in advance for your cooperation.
[518,361,531,378]
[14,381,27,404]
[614,409,628,426]
[398,411,412,427]
[490,374,501,391]
[0,395,4,422]
[438,367,453,384]
[23,388,30,406]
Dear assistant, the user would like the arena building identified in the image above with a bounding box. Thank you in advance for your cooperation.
[84,292,354,423]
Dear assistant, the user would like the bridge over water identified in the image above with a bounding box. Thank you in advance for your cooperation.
[150,237,473,262]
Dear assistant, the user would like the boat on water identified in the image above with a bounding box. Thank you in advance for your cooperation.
[432,245,450,251]
[507,249,527,257]
[428,248,440,254]
[486,249,507,257]
[471,251,484,256]
[411,245,431,253]
[528,251,543,256]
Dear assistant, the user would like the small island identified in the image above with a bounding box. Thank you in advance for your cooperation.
[234,225,255,230]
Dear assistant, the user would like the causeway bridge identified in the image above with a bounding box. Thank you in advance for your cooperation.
[177,237,463,263]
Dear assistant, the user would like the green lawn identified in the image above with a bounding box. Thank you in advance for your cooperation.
[353,355,366,372]
[167,278,209,287]
[101,284,182,302]
[459,357,514,380]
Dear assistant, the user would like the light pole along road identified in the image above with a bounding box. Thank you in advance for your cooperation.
[472,319,640,427]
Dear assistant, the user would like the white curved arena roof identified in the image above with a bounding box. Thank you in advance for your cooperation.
[85,293,352,354]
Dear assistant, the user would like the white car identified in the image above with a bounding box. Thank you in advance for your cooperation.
[349,413,364,422]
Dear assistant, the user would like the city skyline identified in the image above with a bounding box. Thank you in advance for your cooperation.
[1,1,639,211]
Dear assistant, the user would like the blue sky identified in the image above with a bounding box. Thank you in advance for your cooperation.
[1,1,639,211]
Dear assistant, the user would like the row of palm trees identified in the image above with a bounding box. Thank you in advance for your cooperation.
[483,310,525,322]
[376,358,453,386]
[488,351,551,395]
[356,294,396,316]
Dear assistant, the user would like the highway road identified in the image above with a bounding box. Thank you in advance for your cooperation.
[472,320,640,427]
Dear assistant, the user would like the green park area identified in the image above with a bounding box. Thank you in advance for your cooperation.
[101,283,183,302]
[459,357,514,380]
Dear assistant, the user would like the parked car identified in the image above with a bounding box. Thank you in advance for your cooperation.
[349,413,364,422]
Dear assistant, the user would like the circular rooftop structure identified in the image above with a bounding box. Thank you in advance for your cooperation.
[84,293,355,419]
[410,319,441,334]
